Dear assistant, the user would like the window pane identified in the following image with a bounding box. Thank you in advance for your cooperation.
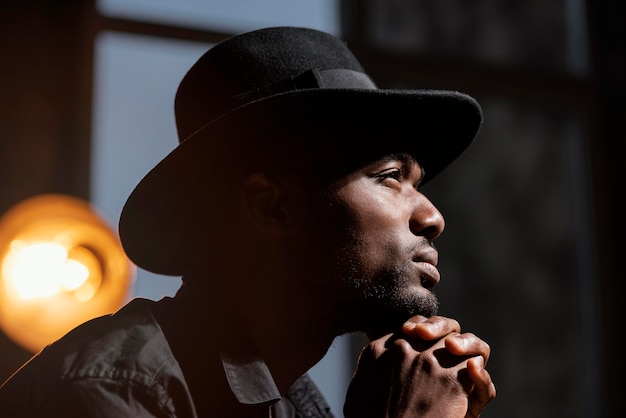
[367,0,589,74]
[97,0,340,36]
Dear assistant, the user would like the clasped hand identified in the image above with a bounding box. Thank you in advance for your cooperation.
[344,316,496,418]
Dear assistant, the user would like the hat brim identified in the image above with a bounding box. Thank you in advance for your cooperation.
[119,88,482,276]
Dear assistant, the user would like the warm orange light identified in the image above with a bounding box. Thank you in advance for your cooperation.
[2,240,100,301]
[0,194,134,353]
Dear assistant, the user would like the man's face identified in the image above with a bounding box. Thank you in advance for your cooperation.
[312,153,445,339]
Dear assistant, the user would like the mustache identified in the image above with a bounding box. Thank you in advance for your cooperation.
[406,239,436,255]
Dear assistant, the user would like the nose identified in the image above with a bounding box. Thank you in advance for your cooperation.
[408,194,445,241]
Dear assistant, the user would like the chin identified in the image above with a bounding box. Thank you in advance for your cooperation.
[346,264,440,338]
[361,292,439,340]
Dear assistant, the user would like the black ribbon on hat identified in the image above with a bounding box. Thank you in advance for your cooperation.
[231,68,377,107]
[182,69,378,143]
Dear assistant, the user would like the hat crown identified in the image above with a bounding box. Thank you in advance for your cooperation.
[174,27,365,143]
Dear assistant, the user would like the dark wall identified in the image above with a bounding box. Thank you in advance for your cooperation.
[585,1,624,415]
[0,1,92,208]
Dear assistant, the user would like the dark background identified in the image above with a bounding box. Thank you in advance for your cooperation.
[0,1,623,416]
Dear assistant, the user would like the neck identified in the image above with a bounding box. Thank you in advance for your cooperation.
[244,288,337,393]
[171,277,337,396]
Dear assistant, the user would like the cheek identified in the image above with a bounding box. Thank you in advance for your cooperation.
[344,211,407,272]
[319,184,409,266]
[351,194,406,241]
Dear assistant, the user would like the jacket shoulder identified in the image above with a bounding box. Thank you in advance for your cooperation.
[0,298,192,417]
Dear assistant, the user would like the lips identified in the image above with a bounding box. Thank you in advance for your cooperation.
[411,244,440,289]
[413,261,441,289]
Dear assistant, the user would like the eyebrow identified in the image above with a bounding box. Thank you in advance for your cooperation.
[379,153,413,164]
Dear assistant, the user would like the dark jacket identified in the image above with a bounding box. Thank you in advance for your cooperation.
[0,298,333,418]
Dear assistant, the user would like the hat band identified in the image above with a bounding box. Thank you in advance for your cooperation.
[182,69,377,143]
[232,68,377,107]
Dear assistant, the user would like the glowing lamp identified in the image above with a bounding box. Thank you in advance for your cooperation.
[0,194,134,353]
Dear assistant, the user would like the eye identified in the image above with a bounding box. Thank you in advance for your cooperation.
[374,168,403,186]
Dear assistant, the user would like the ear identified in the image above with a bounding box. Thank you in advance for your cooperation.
[242,173,292,234]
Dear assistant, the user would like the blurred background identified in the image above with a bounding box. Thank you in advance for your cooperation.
[0,0,622,417]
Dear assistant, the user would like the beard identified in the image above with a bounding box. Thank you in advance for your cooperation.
[346,261,440,340]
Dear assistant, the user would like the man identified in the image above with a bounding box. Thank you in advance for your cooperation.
[0,27,495,417]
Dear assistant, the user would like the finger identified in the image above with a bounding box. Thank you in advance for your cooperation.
[356,332,395,371]
[370,332,395,356]
[402,315,461,340]
[466,357,497,418]
[444,333,491,364]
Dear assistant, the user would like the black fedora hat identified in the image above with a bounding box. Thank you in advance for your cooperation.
[119,26,482,276]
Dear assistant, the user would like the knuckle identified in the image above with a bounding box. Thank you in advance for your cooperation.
[391,337,414,354]
[432,315,461,331]
[448,318,461,331]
